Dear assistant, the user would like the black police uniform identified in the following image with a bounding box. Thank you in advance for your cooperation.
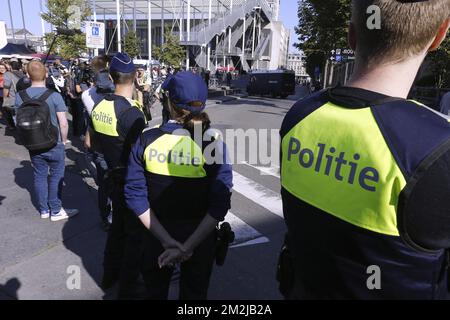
[90,93,147,298]
[124,122,233,299]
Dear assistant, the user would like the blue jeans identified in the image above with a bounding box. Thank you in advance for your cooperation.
[30,143,65,213]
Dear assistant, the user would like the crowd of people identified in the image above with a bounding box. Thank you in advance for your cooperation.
[1,0,450,301]
[1,51,234,300]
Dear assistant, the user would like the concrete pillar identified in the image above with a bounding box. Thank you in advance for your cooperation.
[7,0,15,41]
[40,0,47,51]
[148,0,152,59]
[116,0,121,52]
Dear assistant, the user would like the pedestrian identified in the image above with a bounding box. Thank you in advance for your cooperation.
[204,70,210,89]
[124,71,233,300]
[82,55,115,231]
[279,0,450,299]
[0,63,6,117]
[2,60,24,129]
[67,59,87,139]
[226,71,232,87]
[14,60,78,221]
[89,52,147,299]
[134,65,151,110]
[439,90,450,116]
[16,62,32,92]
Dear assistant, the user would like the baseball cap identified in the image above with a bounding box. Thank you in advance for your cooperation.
[161,71,208,114]
[110,52,135,73]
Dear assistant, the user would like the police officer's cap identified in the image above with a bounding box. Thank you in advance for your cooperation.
[161,71,208,114]
[110,52,135,73]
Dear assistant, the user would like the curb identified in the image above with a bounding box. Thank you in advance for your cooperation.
[213,94,249,105]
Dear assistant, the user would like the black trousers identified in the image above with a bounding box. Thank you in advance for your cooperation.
[1,106,15,128]
[70,98,86,137]
[141,221,216,300]
[103,181,145,299]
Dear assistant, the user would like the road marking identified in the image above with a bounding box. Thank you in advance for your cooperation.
[225,211,269,246]
[232,171,283,218]
[241,161,280,178]
[230,237,270,249]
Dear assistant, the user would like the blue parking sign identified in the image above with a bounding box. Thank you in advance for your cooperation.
[92,27,99,36]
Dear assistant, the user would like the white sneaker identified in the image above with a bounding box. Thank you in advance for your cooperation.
[40,211,50,219]
[50,208,79,222]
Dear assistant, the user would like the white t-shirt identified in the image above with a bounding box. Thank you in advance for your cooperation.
[82,87,107,115]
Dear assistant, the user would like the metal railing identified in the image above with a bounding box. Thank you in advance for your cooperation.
[183,0,273,45]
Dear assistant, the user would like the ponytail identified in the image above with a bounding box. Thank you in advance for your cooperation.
[171,102,211,134]
[181,112,211,133]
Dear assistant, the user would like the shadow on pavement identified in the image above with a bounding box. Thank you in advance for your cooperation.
[13,161,39,212]
[248,110,288,117]
[62,146,115,300]
[0,278,21,300]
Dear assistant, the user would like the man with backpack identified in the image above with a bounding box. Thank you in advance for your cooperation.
[15,60,79,222]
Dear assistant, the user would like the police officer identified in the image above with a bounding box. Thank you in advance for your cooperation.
[89,52,147,299]
[280,1,450,299]
[124,72,233,300]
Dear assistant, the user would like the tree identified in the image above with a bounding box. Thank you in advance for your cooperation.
[427,38,450,88]
[152,29,185,67]
[41,0,91,59]
[294,0,351,81]
[124,30,141,58]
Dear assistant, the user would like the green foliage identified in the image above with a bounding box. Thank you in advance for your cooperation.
[295,0,450,88]
[426,37,450,88]
[43,32,87,59]
[294,0,351,80]
[41,0,91,59]
[152,29,185,67]
[123,30,141,58]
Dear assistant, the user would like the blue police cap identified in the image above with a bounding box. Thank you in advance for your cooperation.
[110,52,135,73]
[161,71,208,114]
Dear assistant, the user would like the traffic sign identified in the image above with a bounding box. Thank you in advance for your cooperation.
[85,21,105,49]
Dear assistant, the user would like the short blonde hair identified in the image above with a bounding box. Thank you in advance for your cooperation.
[27,60,47,82]
[352,0,450,65]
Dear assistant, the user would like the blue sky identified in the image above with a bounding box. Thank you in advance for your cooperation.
[0,0,299,52]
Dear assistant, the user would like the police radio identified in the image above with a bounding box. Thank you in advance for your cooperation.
[215,222,235,266]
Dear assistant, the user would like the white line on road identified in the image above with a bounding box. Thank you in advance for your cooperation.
[225,211,269,247]
[232,171,283,218]
[230,237,270,249]
[241,161,280,178]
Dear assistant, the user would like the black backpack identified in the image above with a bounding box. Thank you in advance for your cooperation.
[16,90,59,151]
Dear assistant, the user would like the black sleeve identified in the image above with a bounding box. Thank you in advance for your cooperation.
[117,107,146,164]
[398,139,450,252]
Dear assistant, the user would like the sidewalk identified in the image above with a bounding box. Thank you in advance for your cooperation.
[0,95,246,300]
[0,120,110,300]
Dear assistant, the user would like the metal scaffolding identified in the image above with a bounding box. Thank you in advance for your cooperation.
[90,0,246,60]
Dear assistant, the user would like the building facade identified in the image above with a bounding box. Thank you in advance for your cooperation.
[5,27,45,53]
[93,0,288,72]
[287,52,309,82]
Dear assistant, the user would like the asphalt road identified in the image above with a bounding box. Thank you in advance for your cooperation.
[0,86,309,300]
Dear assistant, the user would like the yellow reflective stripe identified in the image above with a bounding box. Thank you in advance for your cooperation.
[281,102,406,236]
[409,99,450,123]
[143,134,207,178]
[128,98,147,121]
[91,100,119,137]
